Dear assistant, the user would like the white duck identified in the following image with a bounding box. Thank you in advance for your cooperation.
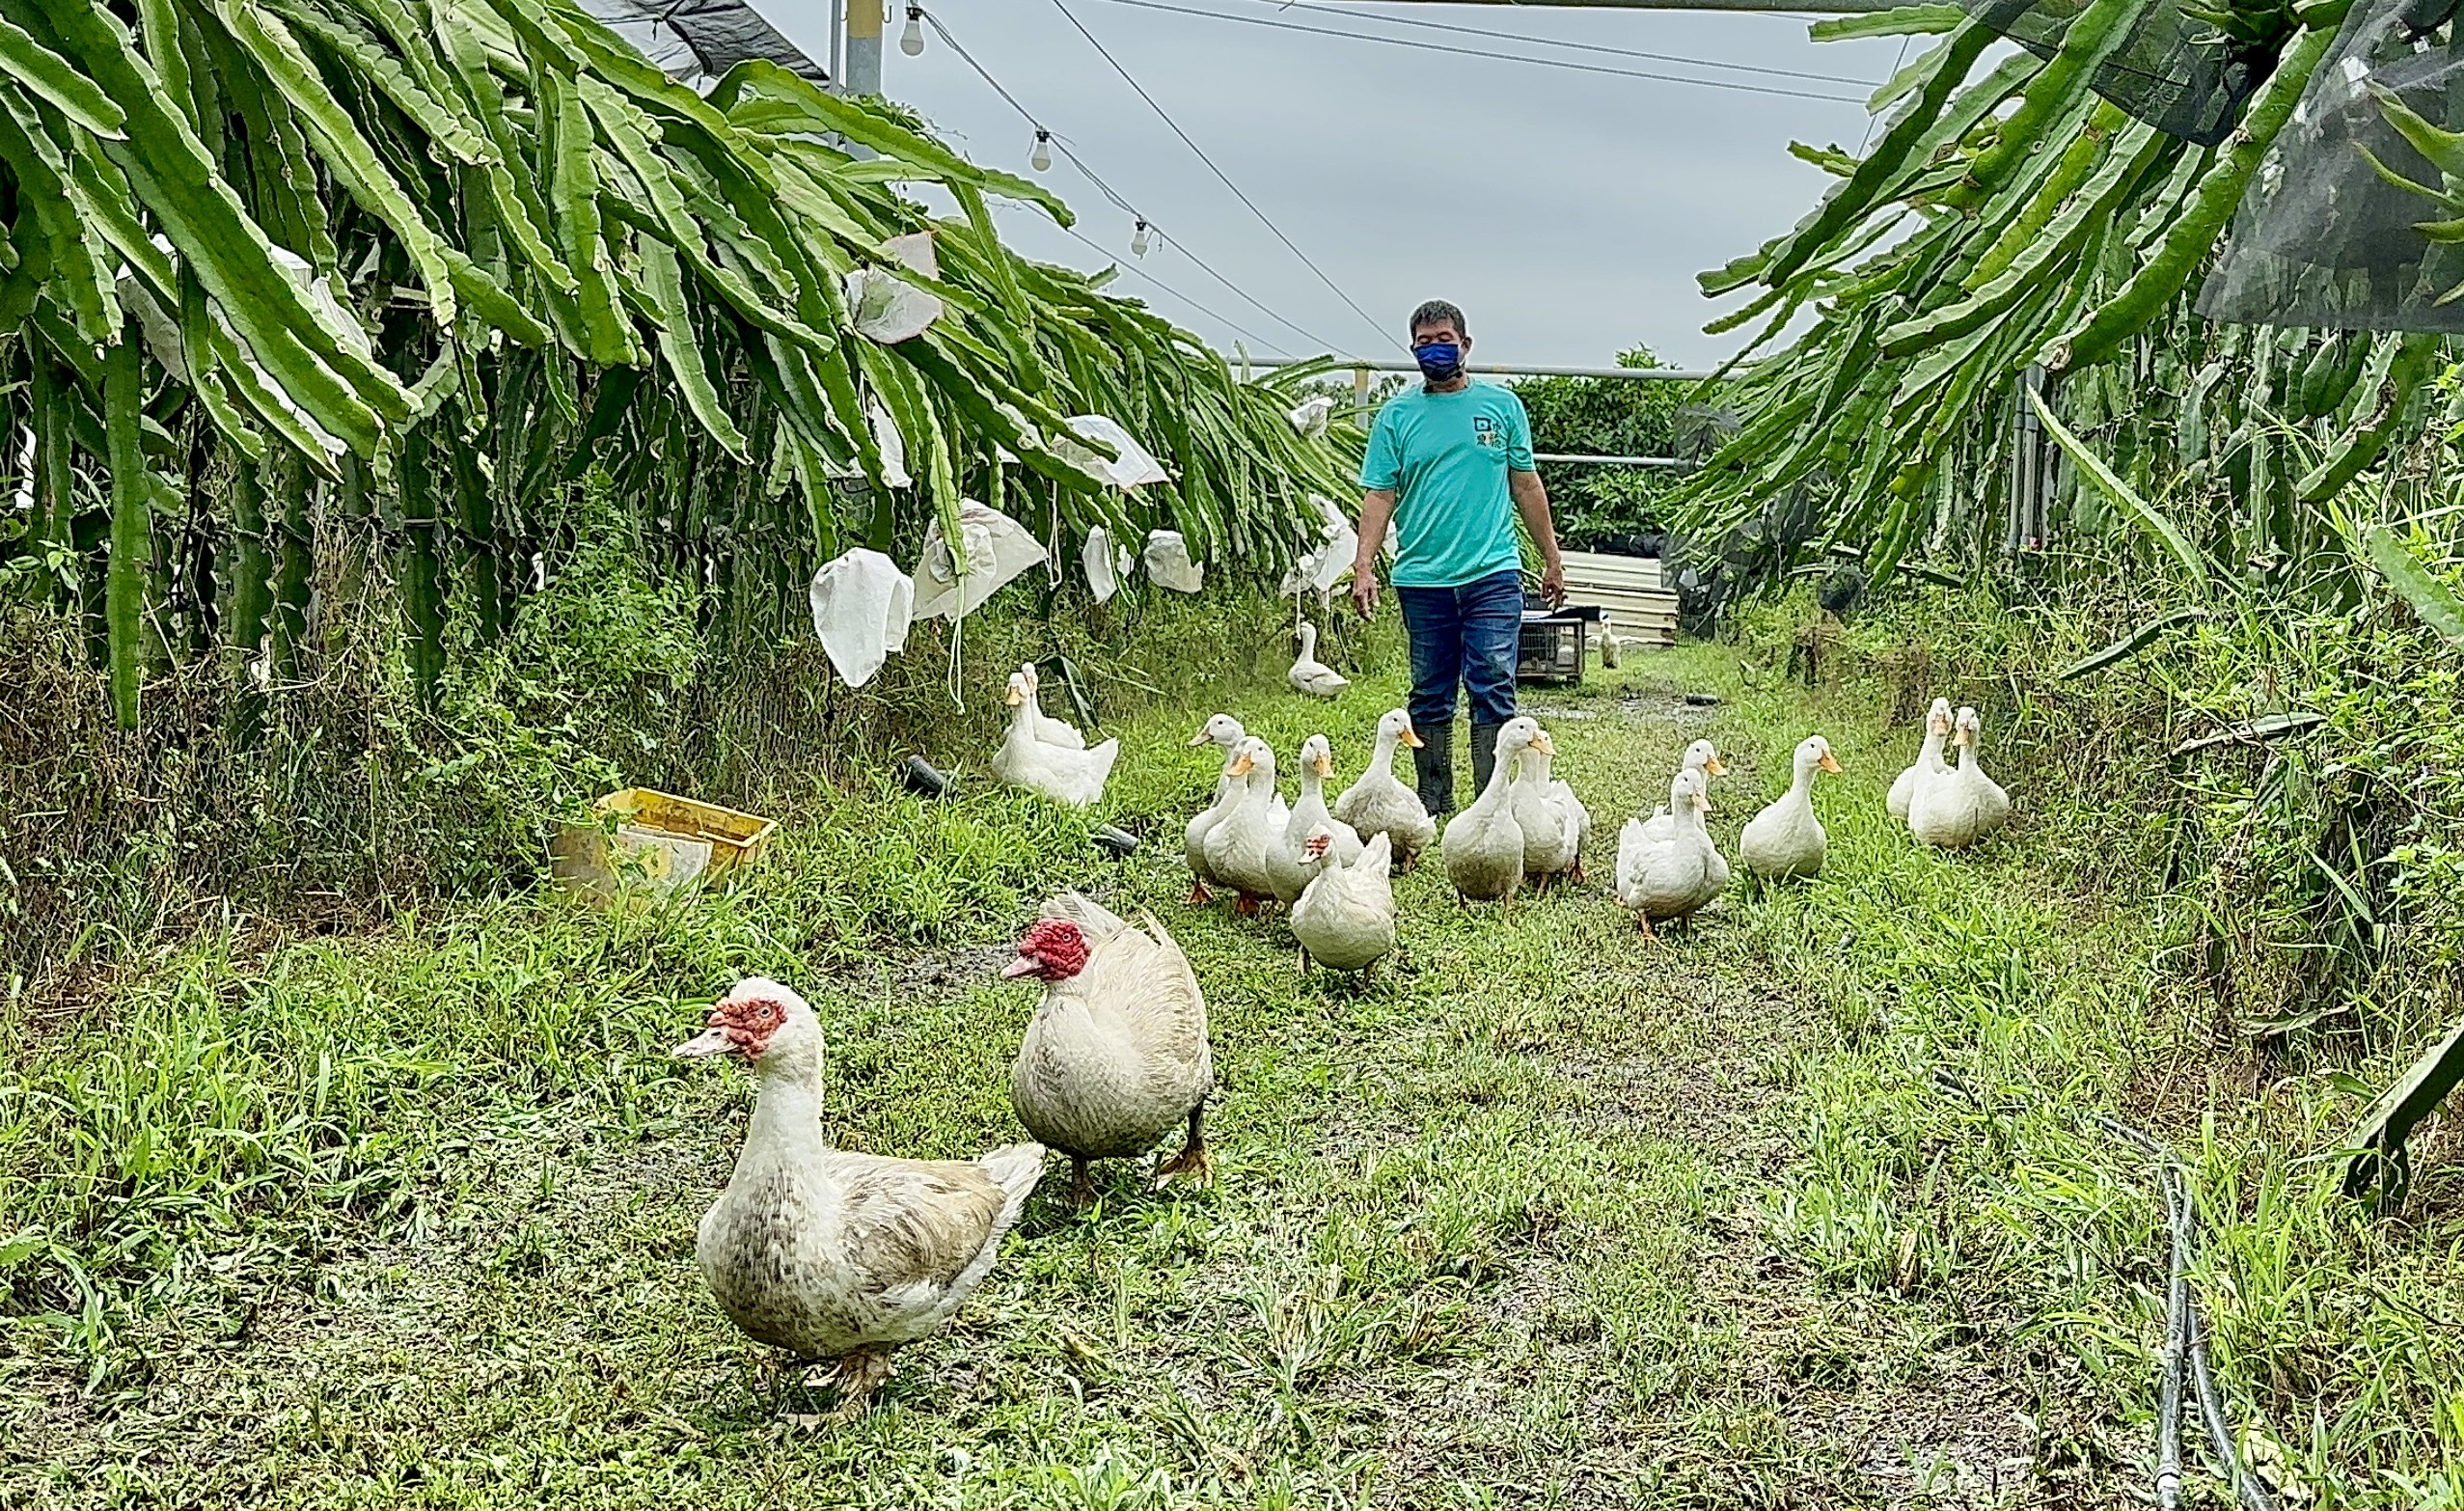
[1510,731,1580,892]
[1019,662,1085,750]
[1330,708,1437,869]
[1888,699,1953,825]
[1542,741,1594,885]
[1442,717,1541,903]
[1183,714,1248,904]
[1183,764,1244,906]
[1614,766,1728,937]
[1291,829,1397,975]
[1288,620,1350,699]
[1275,734,1363,902]
[674,978,1043,1418]
[993,671,1118,808]
[1738,735,1841,881]
[1910,705,2011,850]
[1593,612,1621,670]
[1636,739,1729,847]
[1201,736,1288,914]
[1004,893,1213,1208]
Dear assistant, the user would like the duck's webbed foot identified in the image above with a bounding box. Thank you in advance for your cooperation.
[795,1346,896,1424]
[1151,1109,1211,1190]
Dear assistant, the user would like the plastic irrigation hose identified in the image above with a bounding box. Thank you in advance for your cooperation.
[1931,1070,2282,1508]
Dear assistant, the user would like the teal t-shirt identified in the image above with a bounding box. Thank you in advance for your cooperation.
[1358,380,1534,589]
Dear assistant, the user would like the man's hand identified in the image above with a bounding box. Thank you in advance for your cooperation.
[1353,489,1397,621]
[1509,470,1566,609]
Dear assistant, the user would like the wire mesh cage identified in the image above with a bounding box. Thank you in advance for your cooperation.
[2199,0,2464,331]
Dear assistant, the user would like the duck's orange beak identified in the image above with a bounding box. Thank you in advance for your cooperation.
[1227,752,1255,778]
[1314,754,1334,778]
[1818,752,1842,774]
[1704,756,1729,777]
[1529,731,1556,756]
[1187,727,1214,747]
[1399,725,1424,749]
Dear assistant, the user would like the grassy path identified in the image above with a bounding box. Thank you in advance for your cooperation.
[6,647,2214,1508]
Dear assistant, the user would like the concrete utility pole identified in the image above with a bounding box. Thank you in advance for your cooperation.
[844,0,884,96]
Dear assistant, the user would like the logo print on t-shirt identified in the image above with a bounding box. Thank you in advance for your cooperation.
[1472,415,1501,449]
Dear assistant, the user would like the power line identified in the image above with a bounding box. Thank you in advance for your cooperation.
[1861,33,1912,153]
[1236,0,1884,88]
[1083,0,1874,102]
[1047,0,1401,352]
[1054,222,1283,351]
[915,7,1349,352]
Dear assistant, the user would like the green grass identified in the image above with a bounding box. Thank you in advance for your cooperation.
[6,642,2463,1507]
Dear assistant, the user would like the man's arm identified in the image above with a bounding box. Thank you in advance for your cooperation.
[1511,469,1566,609]
[1350,488,1397,619]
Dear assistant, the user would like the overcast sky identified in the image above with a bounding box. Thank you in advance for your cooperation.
[759,0,1906,370]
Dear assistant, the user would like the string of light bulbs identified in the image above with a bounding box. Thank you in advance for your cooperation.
[902,4,1352,352]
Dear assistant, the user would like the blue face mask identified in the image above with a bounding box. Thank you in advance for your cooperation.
[1413,341,1465,382]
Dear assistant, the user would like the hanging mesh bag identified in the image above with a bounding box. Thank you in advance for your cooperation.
[2198,0,2464,331]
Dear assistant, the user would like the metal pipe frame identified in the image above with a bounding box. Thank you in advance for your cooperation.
[1533,452,1689,467]
[1246,357,1727,381]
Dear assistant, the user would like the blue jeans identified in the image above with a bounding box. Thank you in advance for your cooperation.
[1396,568,1522,734]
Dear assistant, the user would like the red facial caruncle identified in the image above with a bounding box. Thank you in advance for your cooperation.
[1001,919,1090,981]
[672,978,793,1060]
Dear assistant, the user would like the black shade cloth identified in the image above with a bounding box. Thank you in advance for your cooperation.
[1671,404,1740,464]
[2199,0,2464,331]
[1666,472,1827,633]
[578,0,830,88]
[1961,0,2277,146]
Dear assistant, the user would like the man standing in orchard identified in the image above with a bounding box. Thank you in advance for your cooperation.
[1351,299,1566,815]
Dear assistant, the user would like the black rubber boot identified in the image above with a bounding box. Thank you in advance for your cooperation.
[1470,720,1506,799]
[1412,722,1455,816]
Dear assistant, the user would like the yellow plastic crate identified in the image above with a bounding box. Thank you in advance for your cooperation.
[549,787,778,903]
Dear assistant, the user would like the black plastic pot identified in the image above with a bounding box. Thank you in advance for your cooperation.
[898,756,954,797]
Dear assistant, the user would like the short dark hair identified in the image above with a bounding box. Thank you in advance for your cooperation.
[1409,300,1466,339]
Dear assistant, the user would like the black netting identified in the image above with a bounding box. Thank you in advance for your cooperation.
[1666,472,1830,633]
[2199,0,2464,331]
[1672,404,1741,464]
[578,0,830,88]
[1961,0,2278,146]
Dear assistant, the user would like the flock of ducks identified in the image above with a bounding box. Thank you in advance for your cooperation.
[673,889,1211,1421]
[1888,698,2012,850]
[673,676,2012,1420]
[988,625,1355,813]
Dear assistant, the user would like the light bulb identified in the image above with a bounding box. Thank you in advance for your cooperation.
[1030,130,1053,173]
[899,7,924,56]
[1131,219,1151,257]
